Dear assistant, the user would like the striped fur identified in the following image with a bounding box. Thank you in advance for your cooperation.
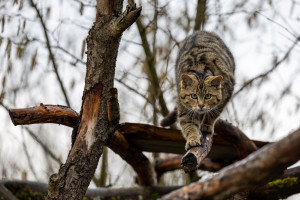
[175,31,235,150]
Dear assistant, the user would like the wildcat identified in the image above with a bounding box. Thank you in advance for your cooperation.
[175,31,235,150]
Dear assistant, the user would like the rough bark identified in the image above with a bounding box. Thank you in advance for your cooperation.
[181,132,213,173]
[160,127,300,200]
[44,1,141,199]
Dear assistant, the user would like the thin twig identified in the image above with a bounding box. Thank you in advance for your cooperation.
[233,36,300,98]
[29,0,71,107]
[24,127,62,165]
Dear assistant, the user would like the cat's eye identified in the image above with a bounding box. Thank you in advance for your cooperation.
[190,94,197,99]
[205,94,212,99]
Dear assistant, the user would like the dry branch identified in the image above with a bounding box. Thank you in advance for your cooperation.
[160,127,300,200]
[9,104,79,127]
[181,132,213,173]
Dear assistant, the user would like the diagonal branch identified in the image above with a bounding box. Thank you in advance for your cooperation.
[29,0,71,107]
[233,36,300,98]
[194,0,207,31]
[160,127,300,200]
[129,0,169,117]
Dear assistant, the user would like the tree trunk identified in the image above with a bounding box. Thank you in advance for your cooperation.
[46,1,141,199]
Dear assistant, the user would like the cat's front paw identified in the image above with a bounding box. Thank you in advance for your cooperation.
[185,136,201,150]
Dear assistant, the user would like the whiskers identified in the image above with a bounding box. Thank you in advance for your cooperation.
[186,109,198,125]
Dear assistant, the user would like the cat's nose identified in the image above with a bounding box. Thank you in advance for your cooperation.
[199,104,204,109]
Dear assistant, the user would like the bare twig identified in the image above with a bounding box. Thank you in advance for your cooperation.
[233,36,300,98]
[129,0,169,117]
[24,127,62,164]
[29,0,71,107]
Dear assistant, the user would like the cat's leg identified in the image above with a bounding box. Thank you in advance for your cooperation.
[178,113,201,150]
[200,111,220,134]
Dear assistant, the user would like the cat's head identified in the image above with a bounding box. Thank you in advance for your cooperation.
[179,74,223,112]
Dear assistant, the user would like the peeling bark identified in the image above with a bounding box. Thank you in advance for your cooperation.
[43,1,141,199]
[9,104,79,127]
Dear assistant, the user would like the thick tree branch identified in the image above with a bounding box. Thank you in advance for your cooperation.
[107,131,157,186]
[160,127,300,200]
[9,104,79,127]
[194,0,207,31]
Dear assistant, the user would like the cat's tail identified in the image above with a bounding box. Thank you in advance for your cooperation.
[160,108,177,127]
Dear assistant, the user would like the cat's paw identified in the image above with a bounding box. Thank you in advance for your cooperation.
[200,124,212,134]
[185,136,201,150]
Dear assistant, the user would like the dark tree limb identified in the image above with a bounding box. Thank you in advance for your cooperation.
[194,0,207,31]
[107,131,157,186]
[9,104,79,127]
[160,127,300,200]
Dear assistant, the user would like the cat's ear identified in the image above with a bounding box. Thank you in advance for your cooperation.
[181,74,194,89]
[210,75,223,87]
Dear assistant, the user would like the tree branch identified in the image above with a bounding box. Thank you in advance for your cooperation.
[128,0,169,117]
[160,127,300,200]
[194,0,207,31]
[9,104,79,127]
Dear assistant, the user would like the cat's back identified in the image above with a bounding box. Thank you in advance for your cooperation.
[175,31,235,78]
